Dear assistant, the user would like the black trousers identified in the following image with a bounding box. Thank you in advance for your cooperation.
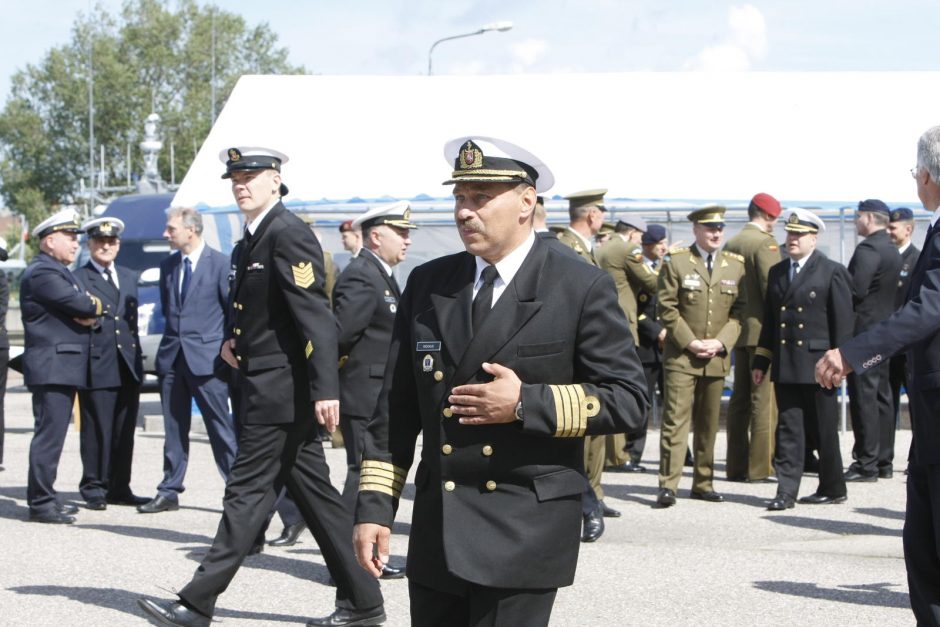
[773,383,846,499]
[889,353,910,430]
[78,362,141,499]
[177,418,383,617]
[339,413,369,512]
[0,348,8,465]
[847,363,894,474]
[904,462,940,626]
[409,579,557,627]
[627,361,662,461]
[27,385,76,512]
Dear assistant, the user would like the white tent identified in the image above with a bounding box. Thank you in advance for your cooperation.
[173,72,936,211]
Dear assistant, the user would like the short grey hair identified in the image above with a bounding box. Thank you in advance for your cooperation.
[917,126,940,183]
[166,206,204,235]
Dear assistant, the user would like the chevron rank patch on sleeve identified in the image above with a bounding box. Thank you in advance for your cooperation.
[291,261,315,288]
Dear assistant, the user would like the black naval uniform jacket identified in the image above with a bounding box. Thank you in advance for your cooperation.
[229,203,339,424]
[20,252,102,388]
[333,249,399,419]
[635,267,663,366]
[75,263,143,388]
[356,236,649,593]
[849,229,903,333]
[752,251,854,381]
[841,226,940,465]
[895,243,921,309]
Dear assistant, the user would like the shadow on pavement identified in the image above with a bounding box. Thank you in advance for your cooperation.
[753,580,909,608]
[762,515,902,537]
[78,523,213,545]
[854,507,905,521]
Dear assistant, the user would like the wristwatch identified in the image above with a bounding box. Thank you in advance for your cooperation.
[514,401,524,422]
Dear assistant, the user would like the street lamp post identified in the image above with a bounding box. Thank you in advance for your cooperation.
[427,21,513,75]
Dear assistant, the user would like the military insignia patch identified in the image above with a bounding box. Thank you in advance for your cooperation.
[100,221,113,234]
[460,141,484,170]
[422,354,433,372]
[305,340,313,358]
[292,262,315,288]
[228,148,241,162]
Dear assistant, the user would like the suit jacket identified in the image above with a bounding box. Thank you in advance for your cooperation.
[356,236,649,593]
[75,262,144,389]
[848,229,903,333]
[333,249,400,419]
[752,251,854,384]
[657,247,746,377]
[895,243,920,308]
[228,203,339,425]
[842,226,940,464]
[155,244,230,377]
[596,236,658,344]
[555,228,596,265]
[20,252,102,388]
[723,223,782,347]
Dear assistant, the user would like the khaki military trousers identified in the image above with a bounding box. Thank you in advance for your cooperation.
[725,346,777,481]
[584,435,606,501]
[659,370,724,493]
[604,433,630,467]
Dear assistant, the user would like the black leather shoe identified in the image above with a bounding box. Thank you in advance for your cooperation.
[107,493,151,506]
[843,469,877,483]
[84,497,107,510]
[581,508,605,542]
[690,490,724,503]
[379,564,405,579]
[57,502,79,515]
[138,495,180,513]
[767,494,796,511]
[607,460,647,473]
[878,467,894,479]
[656,488,676,507]
[798,493,848,505]
[137,598,210,627]
[269,522,307,547]
[600,501,621,518]
[726,475,748,483]
[306,605,387,626]
[29,509,75,524]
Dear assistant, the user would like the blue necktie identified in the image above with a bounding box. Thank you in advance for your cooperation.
[180,257,192,304]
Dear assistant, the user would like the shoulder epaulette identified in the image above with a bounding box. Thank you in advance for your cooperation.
[670,247,690,255]
[722,250,745,263]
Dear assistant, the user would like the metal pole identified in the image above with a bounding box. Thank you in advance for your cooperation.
[87,20,95,214]
[428,29,488,75]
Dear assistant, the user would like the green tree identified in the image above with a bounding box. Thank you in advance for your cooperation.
[0,0,304,223]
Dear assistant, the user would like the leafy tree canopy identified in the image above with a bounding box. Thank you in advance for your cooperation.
[0,0,304,228]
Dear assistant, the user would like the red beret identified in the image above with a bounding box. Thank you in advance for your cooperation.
[750,192,781,218]
[339,220,355,233]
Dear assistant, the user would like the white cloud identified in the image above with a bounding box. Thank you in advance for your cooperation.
[512,38,549,68]
[684,4,767,71]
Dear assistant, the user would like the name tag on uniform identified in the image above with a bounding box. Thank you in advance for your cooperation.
[384,295,396,303]
[682,275,701,289]
[247,262,265,273]
[417,341,441,352]
[720,279,737,287]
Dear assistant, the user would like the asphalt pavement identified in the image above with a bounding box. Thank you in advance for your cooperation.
[0,371,912,626]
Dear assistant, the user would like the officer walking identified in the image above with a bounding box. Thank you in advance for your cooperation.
[752,209,852,510]
[724,192,782,483]
[21,210,102,524]
[656,207,745,506]
[353,135,648,626]
[75,217,147,510]
[845,199,903,482]
[138,146,384,627]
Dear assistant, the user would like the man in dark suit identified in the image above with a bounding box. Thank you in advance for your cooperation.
[137,207,237,514]
[0,237,9,473]
[887,207,920,436]
[816,125,940,626]
[753,209,852,510]
[138,147,384,627]
[21,210,103,524]
[333,202,416,572]
[845,199,903,482]
[74,217,147,510]
[353,136,648,626]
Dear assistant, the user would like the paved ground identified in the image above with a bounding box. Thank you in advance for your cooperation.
[0,371,912,626]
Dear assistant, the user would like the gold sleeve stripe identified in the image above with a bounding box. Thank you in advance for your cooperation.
[755,347,774,360]
[305,340,313,359]
[549,384,594,437]
[91,295,103,316]
[359,460,406,498]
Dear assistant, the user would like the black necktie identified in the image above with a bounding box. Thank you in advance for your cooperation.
[472,265,499,334]
[180,257,192,304]
[104,267,116,288]
[789,260,799,282]
[706,253,713,275]
[244,227,252,244]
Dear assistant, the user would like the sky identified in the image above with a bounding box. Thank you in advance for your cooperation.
[2,0,940,104]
